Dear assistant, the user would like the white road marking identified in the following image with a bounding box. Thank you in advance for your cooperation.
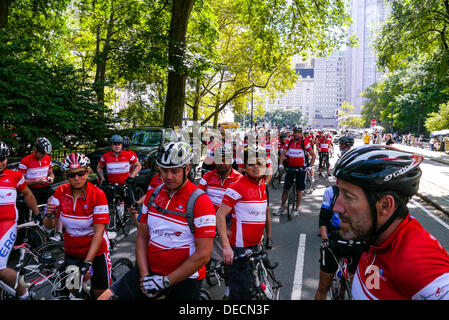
[291,233,306,300]
[411,199,449,231]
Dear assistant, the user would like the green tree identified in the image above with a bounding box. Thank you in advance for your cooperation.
[425,101,449,132]
[261,108,308,128]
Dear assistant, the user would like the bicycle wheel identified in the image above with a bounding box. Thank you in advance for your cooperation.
[257,263,281,300]
[111,258,134,282]
[199,288,211,300]
[270,171,280,189]
[34,241,66,269]
[304,171,313,194]
[287,187,296,221]
[16,226,47,251]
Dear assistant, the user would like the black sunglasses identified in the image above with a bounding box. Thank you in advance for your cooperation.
[0,157,6,162]
[67,169,88,179]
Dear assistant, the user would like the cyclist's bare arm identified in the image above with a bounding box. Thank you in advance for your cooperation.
[96,163,105,182]
[309,149,317,167]
[130,161,142,179]
[279,149,288,166]
[21,186,40,215]
[216,203,234,264]
[84,223,106,263]
[265,206,272,239]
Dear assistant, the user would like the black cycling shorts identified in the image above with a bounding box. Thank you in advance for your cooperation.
[283,168,306,191]
[64,252,112,290]
[110,265,202,300]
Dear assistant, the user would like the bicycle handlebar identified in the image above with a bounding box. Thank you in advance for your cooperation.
[233,249,268,263]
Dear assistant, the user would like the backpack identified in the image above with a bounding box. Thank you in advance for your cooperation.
[144,184,205,234]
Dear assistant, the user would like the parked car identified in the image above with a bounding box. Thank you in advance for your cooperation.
[86,127,199,200]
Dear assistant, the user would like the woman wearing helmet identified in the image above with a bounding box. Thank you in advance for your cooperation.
[332,145,449,300]
[45,153,111,299]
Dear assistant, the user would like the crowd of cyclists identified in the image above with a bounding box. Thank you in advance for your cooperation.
[1,123,449,300]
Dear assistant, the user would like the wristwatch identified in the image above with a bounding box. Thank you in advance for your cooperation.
[163,276,171,288]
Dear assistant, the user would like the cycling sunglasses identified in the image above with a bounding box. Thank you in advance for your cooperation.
[0,157,6,162]
[247,161,266,167]
[67,169,88,179]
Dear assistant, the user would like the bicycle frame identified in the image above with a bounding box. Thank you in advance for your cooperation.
[325,245,352,300]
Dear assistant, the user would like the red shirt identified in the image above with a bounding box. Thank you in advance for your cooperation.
[50,182,110,258]
[0,169,27,235]
[221,175,267,248]
[147,173,164,191]
[99,150,138,185]
[18,153,52,188]
[198,169,242,211]
[284,138,313,167]
[140,181,216,279]
[352,215,449,300]
[318,137,333,152]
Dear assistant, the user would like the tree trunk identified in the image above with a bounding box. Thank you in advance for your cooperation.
[163,0,194,128]
[0,0,13,29]
[192,77,200,121]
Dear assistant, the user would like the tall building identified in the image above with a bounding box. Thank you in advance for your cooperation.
[264,52,345,129]
[344,0,389,114]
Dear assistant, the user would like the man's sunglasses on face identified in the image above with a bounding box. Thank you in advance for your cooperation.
[0,157,6,162]
[247,161,266,167]
[67,169,88,179]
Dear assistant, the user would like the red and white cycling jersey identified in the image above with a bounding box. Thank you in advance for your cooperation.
[284,138,313,167]
[352,215,449,300]
[198,168,242,211]
[50,182,110,258]
[140,181,216,279]
[99,150,138,185]
[147,173,164,191]
[318,137,333,152]
[221,175,267,248]
[0,169,26,234]
[18,153,52,189]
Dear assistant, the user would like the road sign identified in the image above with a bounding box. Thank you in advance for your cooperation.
[371,120,376,126]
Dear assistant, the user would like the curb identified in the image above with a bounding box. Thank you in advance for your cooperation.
[416,193,449,218]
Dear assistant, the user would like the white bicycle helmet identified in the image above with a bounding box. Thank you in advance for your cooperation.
[35,137,52,154]
[156,142,194,168]
[62,152,91,171]
[0,142,10,158]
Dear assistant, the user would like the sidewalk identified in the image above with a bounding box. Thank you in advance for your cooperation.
[392,143,449,165]
[391,143,449,216]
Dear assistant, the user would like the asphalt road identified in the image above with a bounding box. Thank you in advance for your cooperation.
[110,140,449,300]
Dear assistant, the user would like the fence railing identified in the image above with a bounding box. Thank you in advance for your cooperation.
[50,147,96,161]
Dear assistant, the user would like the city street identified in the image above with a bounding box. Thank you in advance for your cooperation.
[110,140,449,300]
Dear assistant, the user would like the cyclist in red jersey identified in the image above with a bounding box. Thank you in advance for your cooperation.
[199,146,242,299]
[277,126,316,217]
[97,135,142,226]
[0,142,42,300]
[45,153,111,299]
[216,145,271,300]
[99,142,216,300]
[317,132,333,177]
[18,137,55,205]
[332,145,449,300]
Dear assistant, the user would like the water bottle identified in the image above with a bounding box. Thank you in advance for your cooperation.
[261,282,273,299]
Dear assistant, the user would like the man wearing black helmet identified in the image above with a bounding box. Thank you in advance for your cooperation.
[332,145,449,300]
[18,137,55,205]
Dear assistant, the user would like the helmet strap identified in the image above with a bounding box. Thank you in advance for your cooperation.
[364,190,406,249]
